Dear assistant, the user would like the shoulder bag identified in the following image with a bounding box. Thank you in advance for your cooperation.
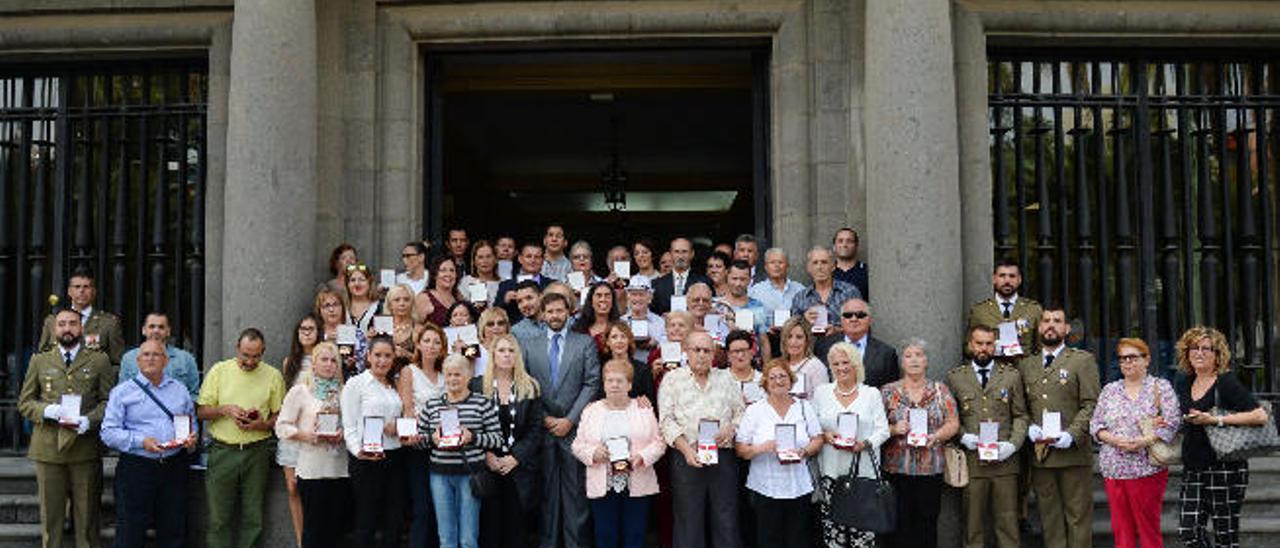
[942,444,968,487]
[1139,381,1182,466]
[828,447,897,533]
[1206,385,1280,461]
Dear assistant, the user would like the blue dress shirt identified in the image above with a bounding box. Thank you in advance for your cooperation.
[118,344,201,398]
[100,374,198,459]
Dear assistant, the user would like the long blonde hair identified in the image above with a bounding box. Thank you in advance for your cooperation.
[481,334,541,400]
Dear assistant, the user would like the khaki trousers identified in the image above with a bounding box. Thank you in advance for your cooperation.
[1031,465,1094,548]
[963,474,1019,548]
[34,459,102,548]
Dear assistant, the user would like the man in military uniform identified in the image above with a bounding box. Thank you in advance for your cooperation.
[18,307,116,548]
[1018,306,1100,548]
[38,269,126,366]
[946,324,1029,548]
[968,258,1042,358]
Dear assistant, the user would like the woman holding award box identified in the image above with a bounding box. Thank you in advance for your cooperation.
[275,342,348,548]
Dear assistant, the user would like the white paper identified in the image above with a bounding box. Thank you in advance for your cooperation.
[811,307,829,331]
[373,315,394,335]
[703,314,722,336]
[660,342,682,363]
[613,261,631,280]
[446,324,480,349]
[497,260,514,280]
[485,281,500,302]
[362,417,385,452]
[397,417,418,438]
[630,319,650,339]
[775,423,798,452]
[606,437,630,462]
[440,407,462,436]
[173,414,191,441]
[732,309,753,331]
[670,296,687,312]
[336,324,357,345]
[1042,411,1062,440]
[978,421,999,461]
[837,412,858,441]
[789,372,807,396]
[908,408,929,447]
[59,394,81,421]
[467,283,488,303]
[567,271,587,291]
[516,273,533,283]
[773,309,791,328]
[996,321,1023,356]
[316,413,339,436]
[380,269,397,289]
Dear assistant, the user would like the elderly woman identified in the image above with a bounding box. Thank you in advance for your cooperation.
[812,341,890,548]
[573,359,667,548]
[1089,337,1180,548]
[779,316,830,400]
[1174,326,1267,548]
[879,338,959,548]
[473,334,544,548]
[275,342,348,548]
[341,336,409,548]
[735,360,824,548]
[421,354,502,548]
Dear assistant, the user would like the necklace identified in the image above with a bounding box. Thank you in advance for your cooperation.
[835,384,858,397]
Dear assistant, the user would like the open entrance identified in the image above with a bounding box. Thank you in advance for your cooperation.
[424,45,771,256]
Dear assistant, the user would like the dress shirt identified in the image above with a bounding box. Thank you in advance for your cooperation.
[657,367,745,446]
[197,359,285,445]
[101,374,197,459]
[119,344,201,398]
[972,360,992,386]
[997,295,1019,317]
[748,278,805,320]
[789,280,862,321]
[541,255,573,282]
[78,306,94,326]
[545,325,570,370]
[737,398,822,499]
[396,271,428,295]
[671,269,692,296]
[340,370,404,455]
[845,334,868,356]
[813,383,890,480]
[1041,345,1065,368]
[275,384,348,479]
[60,344,82,364]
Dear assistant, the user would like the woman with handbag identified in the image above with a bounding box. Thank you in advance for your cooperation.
[1175,326,1268,548]
[879,338,958,548]
[734,359,825,548]
[471,334,544,548]
[572,359,667,548]
[1089,337,1181,548]
[420,353,503,548]
[812,342,890,548]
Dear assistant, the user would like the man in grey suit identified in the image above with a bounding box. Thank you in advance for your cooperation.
[517,291,600,548]
[814,297,900,388]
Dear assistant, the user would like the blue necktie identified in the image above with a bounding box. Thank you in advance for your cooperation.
[549,333,562,391]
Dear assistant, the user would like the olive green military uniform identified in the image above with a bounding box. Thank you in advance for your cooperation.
[1018,347,1100,548]
[38,309,126,366]
[968,296,1043,358]
[17,347,115,548]
[945,361,1028,548]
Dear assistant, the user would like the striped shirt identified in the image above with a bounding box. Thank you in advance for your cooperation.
[418,392,502,474]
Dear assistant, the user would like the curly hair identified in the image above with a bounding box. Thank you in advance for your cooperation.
[1174,326,1231,375]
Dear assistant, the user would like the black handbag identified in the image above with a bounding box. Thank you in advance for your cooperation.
[828,449,897,533]
[467,458,499,498]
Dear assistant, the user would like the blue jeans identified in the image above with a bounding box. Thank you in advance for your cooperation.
[405,449,437,548]
[589,489,651,548]
[430,471,480,548]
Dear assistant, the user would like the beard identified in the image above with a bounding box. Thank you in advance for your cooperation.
[1041,332,1063,347]
[57,332,81,348]
[971,352,993,367]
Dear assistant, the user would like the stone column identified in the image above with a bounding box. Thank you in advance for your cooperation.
[863,0,964,376]
[222,0,317,361]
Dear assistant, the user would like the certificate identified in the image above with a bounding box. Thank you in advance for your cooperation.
[397,417,418,438]
[613,261,631,280]
[497,260,514,280]
[173,414,191,442]
[670,296,687,312]
[773,309,791,328]
[835,412,858,447]
[445,324,480,349]
[811,307,829,332]
[379,269,397,289]
[316,413,340,436]
[630,319,650,339]
[336,324,357,345]
[59,394,81,424]
[660,342,683,365]
[703,314,722,340]
[775,423,802,463]
[467,283,487,303]
[789,372,807,397]
[567,271,587,291]
[362,417,385,453]
[1042,410,1062,441]
[907,408,929,447]
[516,273,534,283]
[606,437,631,471]
[697,419,720,465]
[978,421,999,461]
[439,407,463,449]
[734,309,754,331]
[996,321,1024,356]
[372,315,394,336]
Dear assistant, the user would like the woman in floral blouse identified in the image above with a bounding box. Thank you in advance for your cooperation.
[1089,337,1181,548]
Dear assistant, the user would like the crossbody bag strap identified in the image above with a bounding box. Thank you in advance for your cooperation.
[131,377,175,420]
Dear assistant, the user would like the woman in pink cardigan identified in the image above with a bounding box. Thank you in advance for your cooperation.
[572,359,667,548]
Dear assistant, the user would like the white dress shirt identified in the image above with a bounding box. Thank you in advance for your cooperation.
[737,398,822,498]
[340,371,403,455]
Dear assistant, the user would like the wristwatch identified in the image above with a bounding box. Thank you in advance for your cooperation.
[1216,416,1224,427]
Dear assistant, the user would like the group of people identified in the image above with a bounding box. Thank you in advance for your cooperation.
[15,223,1271,548]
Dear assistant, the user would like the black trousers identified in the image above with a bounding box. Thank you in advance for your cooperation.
[481,473,530,548]
[670,449,741,548]
[350,449,408,548]
[1179,460,1249,548]
[886,473,943,548]
[298,476,350,548]
[750,491,810,548]
[113,453,189,548]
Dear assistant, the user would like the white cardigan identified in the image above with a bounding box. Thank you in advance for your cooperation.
[812,382,890,480]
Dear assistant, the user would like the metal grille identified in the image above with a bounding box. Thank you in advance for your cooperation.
[988,49,1279,394]
[0,61,208,450]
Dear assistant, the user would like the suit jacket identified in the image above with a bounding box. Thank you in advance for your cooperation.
[39,309,126,365]
[967,296,1042,357]
[516,327,601,448]
[18,347,115,463]
[651,270,712,315]
[814,334,900,389]
[944,361,1028,478]
[468,377,546,508]
[492,275,551,322]
[1016,347,1100,468]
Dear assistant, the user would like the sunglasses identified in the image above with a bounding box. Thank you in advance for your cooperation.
[345,263,369,273]
[841,310,870,319]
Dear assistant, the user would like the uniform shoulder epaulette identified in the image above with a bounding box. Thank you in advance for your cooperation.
[1020,297,1042,307]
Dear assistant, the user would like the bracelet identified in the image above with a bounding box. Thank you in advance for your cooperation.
[1217,416,1225,428]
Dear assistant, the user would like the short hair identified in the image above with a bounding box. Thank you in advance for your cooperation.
[897,337,930,357]
[238,328,265,345]
[445,301,478,325]
[734,234,757,246]
[763,247,787,261]
[384,284,414,308]
[442,353,474,375]
[706,250,731,266]
[327,243,356,276]
[404,241,428,256]
[53,306,81,321]
[759,359,796,390]
[806,245,833,262]
[967,324,997,341]
[1175,326,1232,374]
[1116,337,1150,358]
[143,311,171,325]
[665,310,694,328]
[826,341,866,384]
[729,259,752,273]
[633,239,656,255]
[570,240,592,256]
[520,241,544,254]
[541,291,571,311]
[602,358,635,382]
[68,266,96,283]
[993,257,1021,274]
[446,226,468,237]
[833,227,859,244]
[725,329,755,349]
[367,334,396,354]
[313,288,345,318]
[1041,301,1067,316]
[513,279,542,294]
[840,297,871,314]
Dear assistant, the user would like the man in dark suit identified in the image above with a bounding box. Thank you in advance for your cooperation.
[493,241,551,321]
[516,292,601,548]
[814,297,900,388]
[652,237,712,315]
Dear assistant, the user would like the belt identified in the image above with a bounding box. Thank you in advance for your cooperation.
[120,452,187,466]
[211,438,271,451]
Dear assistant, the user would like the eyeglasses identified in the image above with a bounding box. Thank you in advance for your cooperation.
[841,311,870,320]
[486,321,508,327]
[1117,354,1146,363]
[298,325,317,333]
[345,264,369,273]
[320,302,342,310]
[687,347,715,354]
[402,252,421,259]
[1189,346,1216,354]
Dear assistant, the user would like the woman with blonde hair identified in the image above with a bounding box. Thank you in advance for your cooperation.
[1174,326,1267,548]
[472,306,511,377]
[384,284,418,362]
[778,316,829,400]
[276,342,348,548]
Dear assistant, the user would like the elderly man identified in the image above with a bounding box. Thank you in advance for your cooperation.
[101,340,198,548]
[39,269,126,365]
[196,329,286,548]
[814,297,899,388]
[117,312,201,398]
[620,275,667,362]
[652,237,712,315]
[790,246,862,328]
[685,283,729,345]
[19,307,115,548]
[831,227,869,300]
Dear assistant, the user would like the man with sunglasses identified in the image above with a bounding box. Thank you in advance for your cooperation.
[814,297,899,388]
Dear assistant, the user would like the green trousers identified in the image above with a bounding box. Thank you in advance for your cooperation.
[963,474,1020,548]
[1031,465,1094,548]
[35,459,102,548]
[206,442,272,548]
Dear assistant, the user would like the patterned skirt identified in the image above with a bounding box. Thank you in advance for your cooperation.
[817,476,876,548]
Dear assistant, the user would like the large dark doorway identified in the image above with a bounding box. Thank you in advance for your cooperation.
[424,45,770,254]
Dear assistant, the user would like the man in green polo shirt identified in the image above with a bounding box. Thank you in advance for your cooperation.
[196,328,285,548]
